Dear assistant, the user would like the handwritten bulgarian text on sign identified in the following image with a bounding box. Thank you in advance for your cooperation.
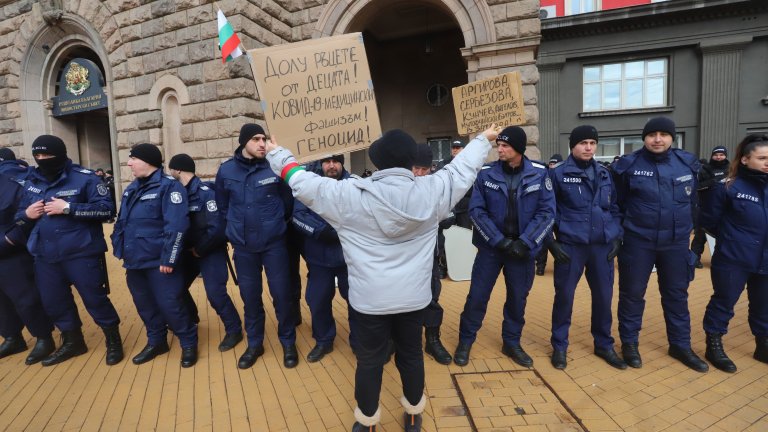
[249,33,382,163]
[452,72,525,136]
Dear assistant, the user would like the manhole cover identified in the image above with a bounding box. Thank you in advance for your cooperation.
[451,371,586,431]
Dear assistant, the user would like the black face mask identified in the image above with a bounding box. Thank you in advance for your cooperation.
[738,164,768,185]
[36,156,67,180]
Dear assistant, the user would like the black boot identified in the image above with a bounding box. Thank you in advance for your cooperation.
[594,347,628,370]
[705,333,736,373]
[502,343,533,367]
[181,346,197,368]
[551,350,567,369]
[453,342,471,366]
[42,329,88,367]
[25,336,55,365]
[0,334,27,359]
[132,342,170,365]
[102,326,124,366]
[283,344,299,368]
[694,255,703,269]
[669,345,709,372]
[306,344,333,363]
[754,336,768,364]
[621,343,642,368]
[238,345,264,369]
[424,327,452,365]
[535,264,545,276]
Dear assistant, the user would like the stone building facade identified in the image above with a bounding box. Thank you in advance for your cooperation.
[0,0,542,191]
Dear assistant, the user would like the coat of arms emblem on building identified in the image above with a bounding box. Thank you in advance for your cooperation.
[65,62,90,96]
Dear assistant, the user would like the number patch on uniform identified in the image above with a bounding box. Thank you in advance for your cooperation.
[206,200,217,212]
[170,191,183,204]
[97,184,109,196]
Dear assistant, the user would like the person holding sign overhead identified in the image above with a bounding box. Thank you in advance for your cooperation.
[265,125,497,432]
[215,123,299,370]
[454,126,556,368]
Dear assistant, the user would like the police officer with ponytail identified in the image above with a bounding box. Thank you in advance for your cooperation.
[18,135,122,367]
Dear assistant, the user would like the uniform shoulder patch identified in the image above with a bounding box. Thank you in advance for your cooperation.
[96,183,109,196]
[531,162,545,169]
[170,191,183,204]
[545,177,553,191]
[206,200,217,212]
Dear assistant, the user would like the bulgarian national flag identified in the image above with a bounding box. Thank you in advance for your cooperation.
[217,10,243,63]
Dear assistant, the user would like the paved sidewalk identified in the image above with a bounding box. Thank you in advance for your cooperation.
[0,241,766,431]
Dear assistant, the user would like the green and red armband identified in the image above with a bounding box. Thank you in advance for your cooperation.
[280,162,305,183]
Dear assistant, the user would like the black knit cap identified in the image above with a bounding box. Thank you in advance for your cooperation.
[31,135,67,157]
[368,129,417,170]
[711,146,727,156]
[569,125,599,148]
[0,147,15,161]
[239,123,266,146]
[169,153,195,173]
[548,154,563,164]
[497,126,527,155]
[642,116,676,139]
[451,140,466,148]
[414,143,434,168]
[129,143,163,168]
[320,154,345,165]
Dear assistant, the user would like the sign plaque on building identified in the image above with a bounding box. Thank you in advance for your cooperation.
[248,33,382,164]
[52,58,108,117]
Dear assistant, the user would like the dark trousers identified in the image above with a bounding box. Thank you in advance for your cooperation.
[181,249,242,335]
[551,243,615,351]
[458,248,535,345]
[35,256,120,332]
[351,307,425,416]
[286,226,303,316]
[126,267,198,348]
[0,253,53,338]
[703,265,768,337]
[233,245,296,347]
[423,256,443,328]
[617,242,695,348]
[305,263,353,346]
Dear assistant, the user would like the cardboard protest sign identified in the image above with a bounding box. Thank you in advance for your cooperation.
[452,72,525,136]
[248,33,382,163]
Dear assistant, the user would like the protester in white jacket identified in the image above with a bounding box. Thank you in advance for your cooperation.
[266,125,497,432]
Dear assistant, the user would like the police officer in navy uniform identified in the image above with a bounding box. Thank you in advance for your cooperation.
[547,126,626,370]
[18,135,122,367]
[216,124,298,369]
[111,144,198,368]
[292,154,355,363]
[454,126,556,367]
[612,117,708,372]
[700,134,768,372]
[168,153,244,352]
[535,154,564,276]
[691,146,730,268]
[0,148,55,364]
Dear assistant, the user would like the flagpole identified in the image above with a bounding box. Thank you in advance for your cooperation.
[213,0,250,59]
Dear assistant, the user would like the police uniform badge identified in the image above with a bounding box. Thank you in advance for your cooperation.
[170,191,183,204]
[206,200,217,212]
[97,183,109,196]
[685,185,692,196]
[545,177,553,191]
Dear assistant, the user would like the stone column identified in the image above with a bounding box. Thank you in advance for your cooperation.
[537,59,564,160]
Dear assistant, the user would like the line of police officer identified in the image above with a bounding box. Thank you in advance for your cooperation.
[2,119,766,378]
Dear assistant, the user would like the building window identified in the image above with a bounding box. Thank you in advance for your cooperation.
[596,133,683,162]
[583,59,668,112]
[567,0,599,15]
[428,137,451,164]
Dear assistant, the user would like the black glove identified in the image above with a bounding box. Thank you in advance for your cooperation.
[548,241,571,264]
[607,238,622,261]
[495,238,515,255]
[510,239,530,259]
[439,214,456,230]
[317,226,339,243]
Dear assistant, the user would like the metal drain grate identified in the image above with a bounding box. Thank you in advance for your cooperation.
[450,370,587,431]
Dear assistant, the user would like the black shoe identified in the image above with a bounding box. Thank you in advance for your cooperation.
[595,347,628,370]
[25,337,55,365]
[705,333,736,373]
[351,422,376,432]
[403,412,423,432]
[753,336,768,364]
[438,265,448,280]
[453,342,471,366]
[238,345,264,369]
[181,347,197,368]
[669,345,709,373]
[502,343,533,367]
[621,343,642,368]
[535,266,545,276]
[42,330,88,367]
[551,350,567,369]
[306,344,333,363]
[131,342,170,365]
[694,256,703,269]
[102,326,124,366]
[424,327,452,365]
[283,344,299,368]
[0,335,27,360]
[218,332,243,352]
